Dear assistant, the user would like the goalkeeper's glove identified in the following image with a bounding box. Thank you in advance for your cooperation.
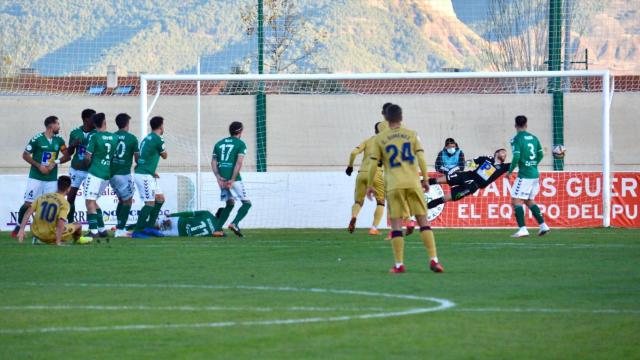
[345,166,353,176]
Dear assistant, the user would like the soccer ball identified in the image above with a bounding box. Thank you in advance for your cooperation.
[552,145,566,159]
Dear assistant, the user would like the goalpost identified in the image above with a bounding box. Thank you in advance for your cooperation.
[139,70,614,228]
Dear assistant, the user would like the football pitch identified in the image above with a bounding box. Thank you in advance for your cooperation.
[1,228,639,359]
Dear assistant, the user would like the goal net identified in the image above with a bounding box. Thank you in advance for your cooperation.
[138,70,638,229]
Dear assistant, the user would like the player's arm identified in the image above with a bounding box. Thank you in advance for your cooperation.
[229,154,245,185]
[346,140,366,176]
[83,136,95,167]
[458,150,466,170]
[535,138,544,163]
[210,155,226,189]
[58,144,71,164]
[169,211,194,218]
[55,219,66,245]
[414,136,429,192]
[133,138,140,163]
[22,151,51,175]
[159,140,168,159]
[16,206,35,243]
[508,139,520,174]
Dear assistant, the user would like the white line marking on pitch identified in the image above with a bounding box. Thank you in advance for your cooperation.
[454,307,640,314]
[0,282,455,334]
[0,305,388,312]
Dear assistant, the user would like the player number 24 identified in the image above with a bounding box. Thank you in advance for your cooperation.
[385,142,414,167]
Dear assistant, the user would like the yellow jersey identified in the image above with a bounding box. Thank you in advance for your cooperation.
[377,120,404,133]
[368,126,428,191]
[349,136,379,173]
[31,192,70,240]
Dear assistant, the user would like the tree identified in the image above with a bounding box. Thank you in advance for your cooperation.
[241,0,327,73]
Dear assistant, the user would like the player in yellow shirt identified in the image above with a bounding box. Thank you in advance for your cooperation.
[346,122,385,235]
[366,104,444,273]
[17,175,92,245]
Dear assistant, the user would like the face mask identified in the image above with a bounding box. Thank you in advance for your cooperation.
[446,147,456,155]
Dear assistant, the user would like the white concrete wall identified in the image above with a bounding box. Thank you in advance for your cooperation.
[0,92,638,174]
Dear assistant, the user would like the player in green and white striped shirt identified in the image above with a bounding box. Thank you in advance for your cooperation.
[507,115,550,238]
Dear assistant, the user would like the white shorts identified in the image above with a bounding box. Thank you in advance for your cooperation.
[23,178,58,202]
[135,174,163,202]
[161,216,179,237]
[84,173,110,201]
[69,167,89,189]
[110,174,135,201]
[220,181,249,202]
[511,177,540,200]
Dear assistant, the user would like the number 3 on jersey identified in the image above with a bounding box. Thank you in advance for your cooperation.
[385,142,415,167]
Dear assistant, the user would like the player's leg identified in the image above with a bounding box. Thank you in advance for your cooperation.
[369,172,385,235]
[524,179,550,236]
[95,180,110,238]
[143,178,165,237]
[409,188,443,273]
[427,174,447,186]
[132,174,155,239]
[13,178,40,237]
[67,168,87,223]
[84,174,104,237]
[387,189,407,273]
[510,177,531,238]
[349,173,367,233]
[429,181,479,209]
[228,181,251,237]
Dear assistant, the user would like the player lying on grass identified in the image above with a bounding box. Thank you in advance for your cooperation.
[159,211,218,237]
[426,149,509,209]
[366,104,443,273]
[17,175,92,245]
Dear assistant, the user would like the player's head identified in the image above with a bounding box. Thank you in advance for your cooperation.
[444,138,457,153]
[386,104,402,124]
[229,121,243,137]
[44,116,60,134]
[150,116,164,135]
[92,113,107,131]
[515,115,527,130]
[381,102,393,117]
[374,121,382,134]
[494,148,507,163]
[115,113,131,130]
[57,175,72,195]
[81,109,96,128]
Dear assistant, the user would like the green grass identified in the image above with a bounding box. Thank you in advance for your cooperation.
[1,228,639,359]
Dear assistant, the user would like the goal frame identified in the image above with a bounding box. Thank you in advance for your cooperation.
[139,70,614,227]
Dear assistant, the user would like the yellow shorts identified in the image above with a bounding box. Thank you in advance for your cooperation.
[354,170,384,204]
[387,187,427,219]
[33,224,76,244]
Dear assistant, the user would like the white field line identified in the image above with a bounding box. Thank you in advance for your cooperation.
[454,307,640,314]
[0,282,454,334]
[0,305,387,312]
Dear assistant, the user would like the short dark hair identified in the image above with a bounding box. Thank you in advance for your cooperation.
[381,102,393,116]
[386,104,402,122]
[44,116,58,127]
[374,121,381,134]
[115,113,131,129]
[81,108,96,121]
[150,116,164,130]
[57,175,71,192]
[494,148,507,155]
[229,121,243,136]
[92,113,106,128]
[445,138,456,146]
[515,115,528,127]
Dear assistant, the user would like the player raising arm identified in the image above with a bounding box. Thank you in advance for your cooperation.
[132,116,168,238]
[366,104,443,273]
[12,116,68,238]
[211,121,252,237]
[345,121,385,235]
[507,115,550,238]
[17,176,92,245]
[427,149,510,208]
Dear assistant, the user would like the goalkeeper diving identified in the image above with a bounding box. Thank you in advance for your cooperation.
[426,149,509,209]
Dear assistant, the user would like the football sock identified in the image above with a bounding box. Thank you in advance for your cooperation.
[68,203,75,223]
[118,203,132,230]
[420,227,438,260]
[427,197,444,209]
[88,213,98,233]
[96,208,105,231]
[135,205,153,232]
[17,204,29,228]
[216,203,235,229]
[147,201,164,228]
[231,201,252,226]
[528,204,545,224]
[514,205,526,227]
[391,230,404,265]
[351,202,362,218]
[115,203,122,222]
[372,205,384,227]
